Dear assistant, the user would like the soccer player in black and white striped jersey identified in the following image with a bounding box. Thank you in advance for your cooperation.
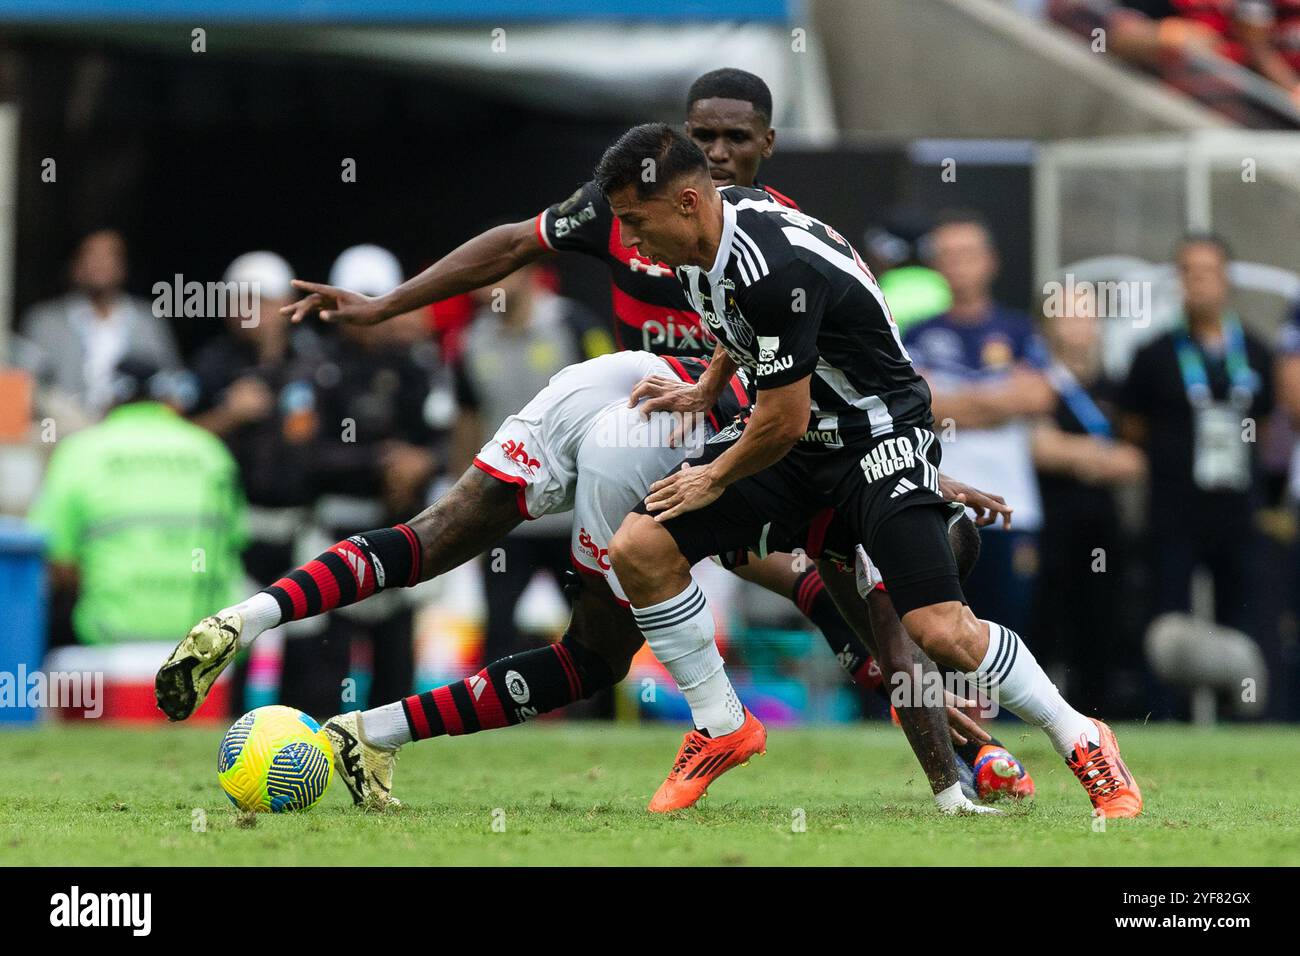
[601,124,1143,818]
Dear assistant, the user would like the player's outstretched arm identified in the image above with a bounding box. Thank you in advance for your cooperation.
[281,218,547,325]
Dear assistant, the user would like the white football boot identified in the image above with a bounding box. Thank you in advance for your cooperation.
[323,711,401,811]
[155,610,243,721]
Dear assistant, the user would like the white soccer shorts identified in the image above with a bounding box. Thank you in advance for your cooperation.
[473,350,698,604]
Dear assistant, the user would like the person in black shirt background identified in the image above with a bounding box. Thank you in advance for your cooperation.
[290,246,445,720]
[1118,234,1274,714]
[1032,285,1146,717]
[190,251,321,714]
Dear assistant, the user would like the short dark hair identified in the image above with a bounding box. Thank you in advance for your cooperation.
[1177,231,1233,263]
[687,68,773,124]
[948,513,982,585]
[594,123,709,200]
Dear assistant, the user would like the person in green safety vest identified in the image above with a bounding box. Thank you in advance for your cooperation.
[28,357,248,645]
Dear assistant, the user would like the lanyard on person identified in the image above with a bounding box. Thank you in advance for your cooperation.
[1173,313,1257,410]
[1047,360,1112,439]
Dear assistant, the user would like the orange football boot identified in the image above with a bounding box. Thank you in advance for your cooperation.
[648,709,767,812]
[1066,719,1142,818]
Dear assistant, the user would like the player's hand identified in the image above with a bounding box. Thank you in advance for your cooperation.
[280,280,388,326]
[943,689,992,747]
[938,473,1013,530]
[643,462,723,522]
[628,376,709,417]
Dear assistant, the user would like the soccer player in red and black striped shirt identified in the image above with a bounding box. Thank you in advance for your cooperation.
[536,70,797,358]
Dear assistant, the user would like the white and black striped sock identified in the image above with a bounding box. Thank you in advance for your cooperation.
[968,621,1097,758]
[631,582,744,737]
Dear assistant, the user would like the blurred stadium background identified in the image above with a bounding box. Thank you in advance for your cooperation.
[1,0,1299,736]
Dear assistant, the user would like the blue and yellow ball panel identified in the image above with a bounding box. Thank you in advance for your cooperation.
[217,705,334,812]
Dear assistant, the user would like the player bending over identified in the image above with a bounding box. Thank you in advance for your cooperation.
[595,124,1142,818]
[156,350,1012,814]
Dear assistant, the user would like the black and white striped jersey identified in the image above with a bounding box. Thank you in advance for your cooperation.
[675,186,933,451]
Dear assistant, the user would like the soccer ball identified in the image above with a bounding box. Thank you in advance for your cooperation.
[217,705,334,812]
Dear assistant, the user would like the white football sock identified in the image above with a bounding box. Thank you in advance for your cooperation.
[359,702,409,750]
[934,781,1001,815]
[223,592,281,648]
[631,582,745,737]
[967,621,1097,758]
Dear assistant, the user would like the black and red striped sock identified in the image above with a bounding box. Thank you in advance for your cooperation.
[260,525,422,625]
[400,636,614,740]
[792,567,878,686]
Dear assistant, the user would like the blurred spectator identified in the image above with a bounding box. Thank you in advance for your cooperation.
[903,210,1055,637]
[1278,297,1300,503]
[1237,0,1300,106]
[1117,235,1274,650]
[17,229,179,426]
[863,209,951,336]
[189,252,321,712]
[27,357,246,645]
[1032,285,1146,714]
[452,261,608,661]
[190,252,320,547]
[283,245,442,719]
[1108,1,1248,68]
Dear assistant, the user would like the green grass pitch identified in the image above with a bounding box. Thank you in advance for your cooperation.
[3,722,1298,866]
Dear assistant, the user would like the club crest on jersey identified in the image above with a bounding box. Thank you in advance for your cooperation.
[699,298,753,349]
[859,435,916,483]
[500,438,541,475]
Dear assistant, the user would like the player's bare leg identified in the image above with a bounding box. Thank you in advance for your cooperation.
[814,561,999,814]
[156,468,522,721]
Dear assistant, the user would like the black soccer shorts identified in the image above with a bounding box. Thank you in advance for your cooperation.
[635,424,964,617]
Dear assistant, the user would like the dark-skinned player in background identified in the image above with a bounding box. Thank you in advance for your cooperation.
[190,68,1031,805]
